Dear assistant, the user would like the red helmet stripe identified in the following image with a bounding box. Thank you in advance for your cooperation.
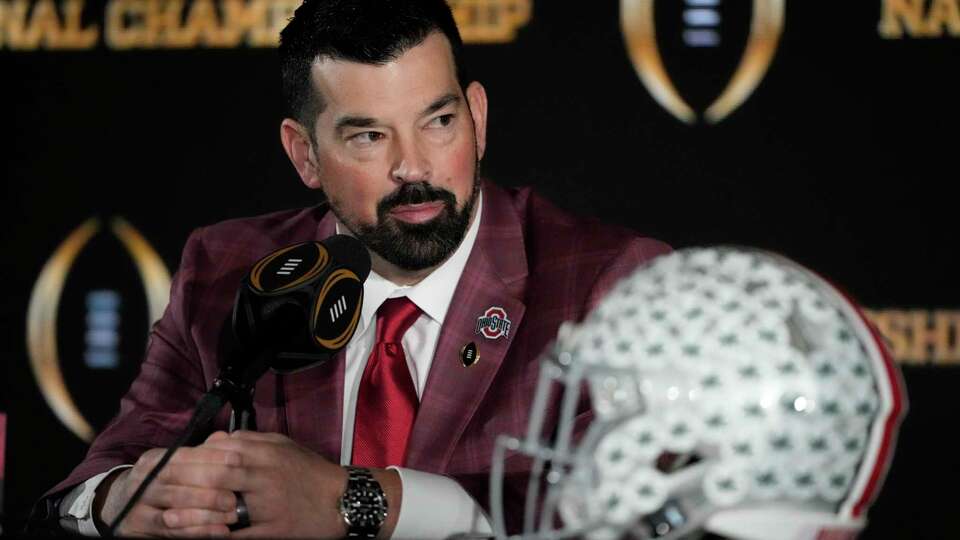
[850,318,907,517]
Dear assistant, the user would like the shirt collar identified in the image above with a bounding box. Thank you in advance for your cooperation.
[336,191,483,336]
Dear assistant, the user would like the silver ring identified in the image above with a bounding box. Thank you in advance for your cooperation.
[230,492,251,531]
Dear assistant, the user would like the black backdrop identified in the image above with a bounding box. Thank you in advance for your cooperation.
[3,1,959,537]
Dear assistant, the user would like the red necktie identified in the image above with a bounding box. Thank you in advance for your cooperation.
[352,297,422,467]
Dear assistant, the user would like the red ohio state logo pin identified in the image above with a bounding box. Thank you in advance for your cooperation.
[476,306,512,340]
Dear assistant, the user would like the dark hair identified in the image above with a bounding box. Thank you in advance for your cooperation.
[279,0,468,133]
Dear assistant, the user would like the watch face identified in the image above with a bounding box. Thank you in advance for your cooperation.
[341,487,387,528]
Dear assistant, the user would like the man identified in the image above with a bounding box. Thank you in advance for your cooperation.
[37,0,669,537]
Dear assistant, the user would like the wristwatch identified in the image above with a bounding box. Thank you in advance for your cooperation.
[338,466,388,539]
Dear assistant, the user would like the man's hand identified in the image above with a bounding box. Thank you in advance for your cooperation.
[96,445,243,537]
[196,431,401,539]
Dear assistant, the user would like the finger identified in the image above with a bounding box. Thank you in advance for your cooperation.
[200,438,276,467]
[169,446,242,466]
[134,446,241,473]
[205,430,230,443]
[156,462,248,491]
[142,484,236,512]
[162,508,238,529]
[162,524,232,538]
[228,430,288,443]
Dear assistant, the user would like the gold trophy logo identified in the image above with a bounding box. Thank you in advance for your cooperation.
[26,217,171,442]
[621,0,784,124]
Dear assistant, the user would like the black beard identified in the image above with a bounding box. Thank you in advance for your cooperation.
[338,177,480,272]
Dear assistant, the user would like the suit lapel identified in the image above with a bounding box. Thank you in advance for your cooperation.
[406,183,528,472]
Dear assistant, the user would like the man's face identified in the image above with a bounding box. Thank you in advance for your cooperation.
[303,32,487,272]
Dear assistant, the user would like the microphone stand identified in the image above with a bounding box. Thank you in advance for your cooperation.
[218,352,268,433]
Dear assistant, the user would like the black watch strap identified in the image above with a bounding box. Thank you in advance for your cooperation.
[340,466,388,539]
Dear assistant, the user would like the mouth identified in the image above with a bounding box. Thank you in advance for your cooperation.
[387,201,446,224]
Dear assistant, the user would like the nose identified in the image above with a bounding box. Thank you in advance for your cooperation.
[390,136,431,184]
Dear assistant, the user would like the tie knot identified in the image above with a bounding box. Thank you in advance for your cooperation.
[375,297,422,344]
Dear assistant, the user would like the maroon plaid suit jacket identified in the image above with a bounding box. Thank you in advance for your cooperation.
[48,181,669,531]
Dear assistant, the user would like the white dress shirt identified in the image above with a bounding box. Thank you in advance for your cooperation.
[337,193,491,538]
[63,193,492,539]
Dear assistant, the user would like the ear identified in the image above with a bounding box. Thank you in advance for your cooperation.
[280,118,322,189]
[465,81,488,161]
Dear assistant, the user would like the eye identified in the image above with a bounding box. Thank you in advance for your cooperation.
[427,114,455,128]
[349,131,385,146]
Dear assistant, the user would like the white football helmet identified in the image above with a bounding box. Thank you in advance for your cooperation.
[490,248,906,540]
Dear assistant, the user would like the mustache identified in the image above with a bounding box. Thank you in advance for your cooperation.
[378,182,456,213]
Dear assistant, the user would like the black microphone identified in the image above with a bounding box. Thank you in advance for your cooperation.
[226,234,371,384]
[107,235,370,536]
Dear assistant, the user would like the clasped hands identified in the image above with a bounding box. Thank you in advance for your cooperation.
[97,431,399,538]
